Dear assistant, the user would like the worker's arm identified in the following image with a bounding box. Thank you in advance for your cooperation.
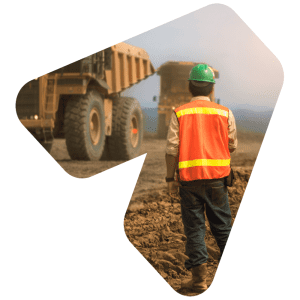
[228,109,238,153]
[165,112,181,196]
[165,153,177,179]
[165,111,179,177]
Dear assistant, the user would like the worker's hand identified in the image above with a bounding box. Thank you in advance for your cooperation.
[167,181,181,198]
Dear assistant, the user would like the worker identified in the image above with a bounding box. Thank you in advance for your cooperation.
[165,64,237,294]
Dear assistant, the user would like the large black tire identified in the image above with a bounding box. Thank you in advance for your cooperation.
[157,113,168,139]
[105,97,143,161]
[64,90,106,161]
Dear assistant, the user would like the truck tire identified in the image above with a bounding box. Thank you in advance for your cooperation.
[64,90,106,161]
[157,114,168,139]
[105,97,143,160]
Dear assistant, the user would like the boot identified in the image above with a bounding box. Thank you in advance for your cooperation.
[181,263,208,293]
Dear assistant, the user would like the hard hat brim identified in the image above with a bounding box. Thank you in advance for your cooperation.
[189,80,215,87]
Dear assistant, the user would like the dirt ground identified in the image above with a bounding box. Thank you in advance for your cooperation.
[51,131,262,193]
[50,130,264,296]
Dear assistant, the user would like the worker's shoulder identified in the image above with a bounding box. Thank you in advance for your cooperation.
[209,102,230,111]
[175,101,229,111]
[174,101,197,111]
[174,102,189,109]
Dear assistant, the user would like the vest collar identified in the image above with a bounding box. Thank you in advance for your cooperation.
[190,96,211,102]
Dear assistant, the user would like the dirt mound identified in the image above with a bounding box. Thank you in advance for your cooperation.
[124,167,252,295]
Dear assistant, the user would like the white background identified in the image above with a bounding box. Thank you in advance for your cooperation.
[0,1,299,299]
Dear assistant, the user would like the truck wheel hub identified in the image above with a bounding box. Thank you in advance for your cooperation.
[89,107,101,145]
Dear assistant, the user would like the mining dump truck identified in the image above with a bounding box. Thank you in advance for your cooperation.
[16,42,156,161]
[156,61,219,138]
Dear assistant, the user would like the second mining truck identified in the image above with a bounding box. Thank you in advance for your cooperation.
[16,43,156,161]
[155,61,219,138]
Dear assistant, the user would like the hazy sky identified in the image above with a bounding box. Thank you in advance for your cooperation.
[122,4,283,111]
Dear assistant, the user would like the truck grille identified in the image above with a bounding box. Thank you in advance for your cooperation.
[16,79,39,119]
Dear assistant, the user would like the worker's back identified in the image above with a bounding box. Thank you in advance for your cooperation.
[175,98,231,181]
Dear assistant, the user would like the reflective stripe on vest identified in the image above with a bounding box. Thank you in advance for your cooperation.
[179,159,231,169]
[176,107,229,119]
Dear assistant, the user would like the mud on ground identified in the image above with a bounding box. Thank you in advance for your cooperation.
[50,130,264,296]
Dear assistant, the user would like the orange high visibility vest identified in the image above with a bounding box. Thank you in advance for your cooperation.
[174,100,231,181]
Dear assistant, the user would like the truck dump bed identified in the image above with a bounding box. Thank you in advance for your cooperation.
[157,61,219,79]
[48,42,156,96]
[107,42,156,94]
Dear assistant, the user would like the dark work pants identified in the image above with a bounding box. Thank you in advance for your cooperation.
[179,178,232,270]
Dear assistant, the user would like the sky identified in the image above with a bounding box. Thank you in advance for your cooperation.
[122,4,283,112]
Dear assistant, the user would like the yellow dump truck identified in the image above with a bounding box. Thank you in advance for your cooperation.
[156,61,219,138]
[16,42,156,160]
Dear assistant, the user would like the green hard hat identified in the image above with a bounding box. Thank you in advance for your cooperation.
[188,64,216,84]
